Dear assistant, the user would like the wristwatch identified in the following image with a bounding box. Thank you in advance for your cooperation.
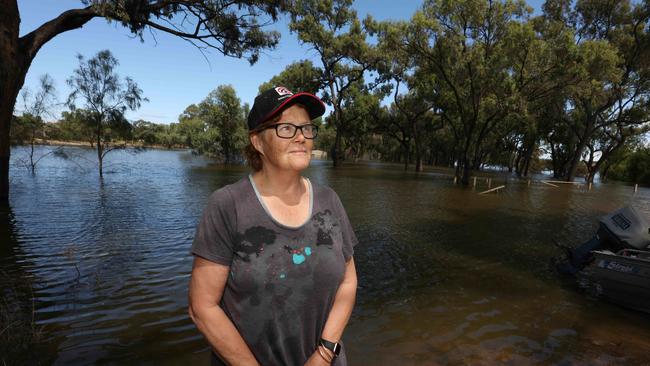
[319,338,341,359]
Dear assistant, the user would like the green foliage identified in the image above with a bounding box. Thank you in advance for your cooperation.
[9,114,42,146]
[289,0,380,165]
[258,60,323,93]
[132,119,163,145]
[198,85,247,163]
[66,50,146,176]
[82,0,286,65]
[608,147,650,184]
[174,85,247,162]
[58,109,97,145]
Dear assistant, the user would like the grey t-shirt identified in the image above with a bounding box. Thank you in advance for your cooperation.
[191,175,358,366]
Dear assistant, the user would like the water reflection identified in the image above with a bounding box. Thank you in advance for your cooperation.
[3,145,650,365]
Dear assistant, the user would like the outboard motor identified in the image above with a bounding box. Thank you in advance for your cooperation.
[555,206,650,276]
[597,206,650,251]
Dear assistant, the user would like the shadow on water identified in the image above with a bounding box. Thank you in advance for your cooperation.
[0,205,55,365]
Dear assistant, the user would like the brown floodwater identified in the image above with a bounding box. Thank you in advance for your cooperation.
[3,145,649,365]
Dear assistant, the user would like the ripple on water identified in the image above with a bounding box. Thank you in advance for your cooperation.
[5,147,650,364]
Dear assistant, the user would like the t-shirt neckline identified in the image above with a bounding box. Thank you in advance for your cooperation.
[248,174,314,230]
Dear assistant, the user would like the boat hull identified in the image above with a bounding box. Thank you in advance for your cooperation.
[577,250,650,313]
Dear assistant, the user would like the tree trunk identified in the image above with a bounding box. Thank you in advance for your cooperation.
[0,1,27,205]
[521,141,535,177]
[97,122,103,178]
[403,146,410,171]
[462,158,471,185]
[412,123,423,172]
[566,138,586,182]
[601,163,611,183]
[1,1,96,205]
[333,128,343,168]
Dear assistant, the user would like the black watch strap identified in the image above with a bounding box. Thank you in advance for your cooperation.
[319,338,341,357]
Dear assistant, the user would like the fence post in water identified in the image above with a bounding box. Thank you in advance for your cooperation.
[635,184,638,193]
[473,177,477,189]
[527,179,531,187]
[453,176,457,184]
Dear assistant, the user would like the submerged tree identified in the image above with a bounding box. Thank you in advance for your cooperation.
[66,50,146,178]
[11,74,58,174]
[0,0,287,205]
[198,85,247,164]
[289,0,379,167]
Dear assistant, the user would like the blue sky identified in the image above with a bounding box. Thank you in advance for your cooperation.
[18,0,544,124]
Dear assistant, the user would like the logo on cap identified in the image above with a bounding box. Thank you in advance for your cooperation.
[275,86,293,99]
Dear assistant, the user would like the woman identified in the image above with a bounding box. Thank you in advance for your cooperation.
[189,86,358,366]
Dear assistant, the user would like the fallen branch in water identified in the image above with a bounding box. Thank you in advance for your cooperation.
[479,185,505,195]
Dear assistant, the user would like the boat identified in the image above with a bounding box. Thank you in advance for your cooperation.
[554,206,650,313]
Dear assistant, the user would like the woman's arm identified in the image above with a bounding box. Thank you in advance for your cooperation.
[305,257,358,365]
[188,256,259,366]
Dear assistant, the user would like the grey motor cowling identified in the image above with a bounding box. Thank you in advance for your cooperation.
[598,206,650,250]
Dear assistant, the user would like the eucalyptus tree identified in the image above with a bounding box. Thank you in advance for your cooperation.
[376,104,414,169]
[13,74,58,174]
[0,0,287,204]
[132,119,163,145]
[542,0,650,181]
[198,85,247,163]
[502,12,580,177]
[178,104,207,149]
[258,60,323,94]
[337,82,384,162]
[369,17,441,172]
[66,50,146,177]
[379,0,531,184]
[289,0,379,167]
[59,109,96,147]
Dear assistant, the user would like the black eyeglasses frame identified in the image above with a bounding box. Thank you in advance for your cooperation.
[264,122,319,139]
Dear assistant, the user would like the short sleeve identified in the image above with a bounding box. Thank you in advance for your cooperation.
[332,191,359,262]
[190,187,237,266]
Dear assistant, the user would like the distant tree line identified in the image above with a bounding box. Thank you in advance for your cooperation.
[8,0,650,188]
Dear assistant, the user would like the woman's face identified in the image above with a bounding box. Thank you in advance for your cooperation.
[253,104,313,172]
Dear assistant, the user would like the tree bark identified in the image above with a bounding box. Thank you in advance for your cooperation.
[97,119,103,178]
[413,124,423,172]
[333,127,343,168]
[0,0,24,205]
[0,2,96,205]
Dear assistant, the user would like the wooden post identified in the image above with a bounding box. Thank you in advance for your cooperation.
[542,181,559,188]
[479,185,506,195]
[488,178,492,189]
[635,184,638,193]
[473,176,477,189]
[527,179,531,187]
[453,176,457,184]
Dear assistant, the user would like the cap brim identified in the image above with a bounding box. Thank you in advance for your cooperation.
[260,92,326,124]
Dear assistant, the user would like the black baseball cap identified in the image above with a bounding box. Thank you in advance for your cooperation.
[247,86,326,130]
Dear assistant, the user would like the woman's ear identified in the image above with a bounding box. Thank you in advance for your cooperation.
[250,132,265,156]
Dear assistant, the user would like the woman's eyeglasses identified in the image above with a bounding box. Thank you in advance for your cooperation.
[265,123,319,139]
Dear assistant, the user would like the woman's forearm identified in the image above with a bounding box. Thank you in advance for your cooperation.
[189,303,259,366]
[321,258,358,342]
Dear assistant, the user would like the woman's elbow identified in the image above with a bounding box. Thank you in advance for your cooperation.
[188,302,199,326]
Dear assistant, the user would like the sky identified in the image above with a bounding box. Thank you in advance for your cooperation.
[18,0,544,124]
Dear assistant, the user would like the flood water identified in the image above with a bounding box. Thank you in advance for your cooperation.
[3,145,650,365]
